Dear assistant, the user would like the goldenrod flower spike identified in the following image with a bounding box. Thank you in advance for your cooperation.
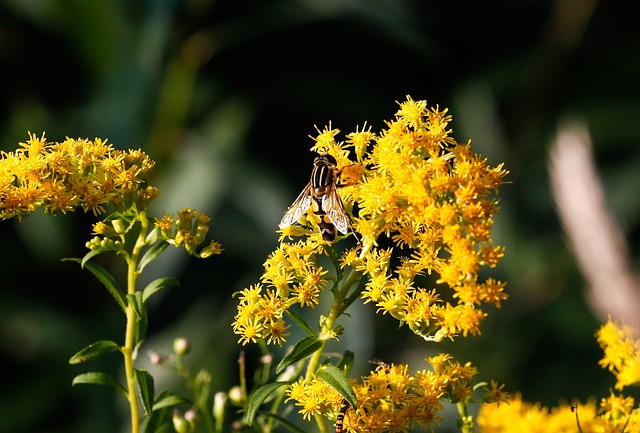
[233,96,509,347]
[1,132,155,220]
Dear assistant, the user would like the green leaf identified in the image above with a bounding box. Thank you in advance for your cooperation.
[69,340,120,364]
[276,336,322,374]
[252,410,306,433]
[342,274,368,314]
[145,390,188,433]
[315,365,357,409]
[72,372,127,397]
[284,310,316,337]
[144,227,158,244]
[79,248,109,267]
[142,277,179,302]
[135,368,155,417]
[137,241,169,273]
[63,258,126,313]
[323,244,344,282]
[335,350,355,374]
[246,381,292,426]
[127,292,145,320]
[127,293,148,347]
[153,393,191,411]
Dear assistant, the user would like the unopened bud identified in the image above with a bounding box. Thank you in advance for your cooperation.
[173,337,191,356]
[228,386,243,405]
[172,410,192,433]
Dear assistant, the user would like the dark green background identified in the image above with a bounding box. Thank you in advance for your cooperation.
[1,0,639,432]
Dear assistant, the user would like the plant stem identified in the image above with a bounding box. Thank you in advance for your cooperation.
[315,412,330,433]
[124,303,140,433]
[304,239,374,380]
[305,239,374,433]
[123,212,149,433]
[456,401,474,433]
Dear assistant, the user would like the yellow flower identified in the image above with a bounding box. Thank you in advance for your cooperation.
[265,318,291,346]
[286,377,339,421]
[234,316,263,345]
[597,319,640,390]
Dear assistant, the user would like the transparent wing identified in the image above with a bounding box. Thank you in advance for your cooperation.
[322,186,349,235]
[279,183,313,229]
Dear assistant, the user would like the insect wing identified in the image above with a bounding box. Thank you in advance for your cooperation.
[322,186,349,235]
[279,183,313,229]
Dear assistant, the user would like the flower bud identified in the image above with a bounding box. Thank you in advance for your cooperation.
[213,392,227,424]
[228,386,243,405]
[172,410,192,433]
[111,218,126,234]
[173,337,191,356]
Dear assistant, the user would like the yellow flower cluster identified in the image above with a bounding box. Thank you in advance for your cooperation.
[342,98,508,341]
[233,238,327,345]
[154,209,223,258]
[478,394,596,433]
[478,392,640,433]
[286,355,499,433]
[478,320,640,433]
[1,132,156,219]
[597,319,640,390]
[233,96,508,345]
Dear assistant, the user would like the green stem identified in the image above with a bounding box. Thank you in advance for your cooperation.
[198,392,217,433]
[123,212,149,433]
[305,240,373,382]
[175,354,217,433]
[123,305,139,433]
[315,412,330,433]
[456,401,474,433]
[304,238,374,433]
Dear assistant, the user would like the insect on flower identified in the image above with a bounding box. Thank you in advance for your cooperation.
[335,398,350,433]
[279,153,349,243]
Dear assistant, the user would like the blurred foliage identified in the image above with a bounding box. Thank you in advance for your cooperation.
[1,0,639,432]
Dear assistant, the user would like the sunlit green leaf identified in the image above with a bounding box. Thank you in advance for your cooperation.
[72,372,127,397]
[127,292,145,320]
[315,365,357,409]
[246,381,292,426]
[142,277,179,302]
[276,336,322,374]
[63,258,126,313]
[252,410,306,433]
[145,390,188,433]
[323,244,343,282]
[336,350,355,374]
[69,340,120,364]
[153,393,191,411]
[135,368,155,417]
[79,248,109,267]
[285,309,316,337]
[127,292,148,347]
[138,240,169,273]
[342,274,368,313]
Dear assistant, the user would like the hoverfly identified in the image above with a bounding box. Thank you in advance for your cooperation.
[279,153,349,243]
[335,398,350,433]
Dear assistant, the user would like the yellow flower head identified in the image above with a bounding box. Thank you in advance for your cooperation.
[284,356,484,433]
[1,133,155,220]
[597,319,640,390]
[478,394,598,433]
[349,97,507,341]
